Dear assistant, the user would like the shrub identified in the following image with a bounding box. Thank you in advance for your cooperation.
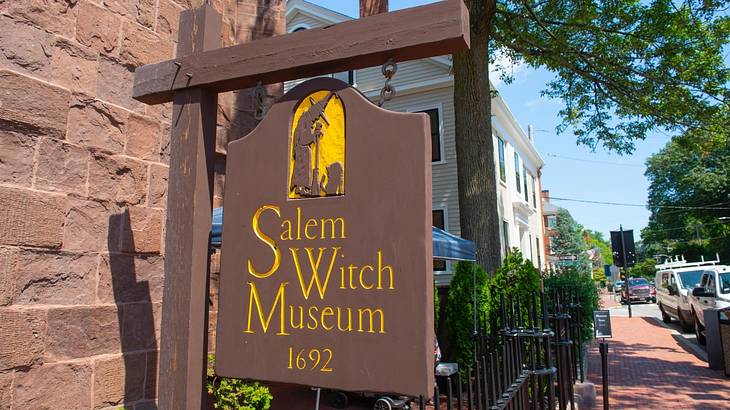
[444,261,489,370]
[489,250,542,319]
[544,266,599,343]
[207,355,273,410]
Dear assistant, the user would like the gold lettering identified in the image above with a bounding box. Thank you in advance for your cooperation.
[247,205,281,279]
[320,217,346,239]
[337,307,352,331]
[304,219,318,240]
[321,306,335,330]
[244,281,289,335]
[289,305,304,329]
[357,308,385,333]
[377,251,394,290]
[348,264,357,289]
[296,207,302,240]
[359,265,374,290]
[280,220,293,241]
[307,306,319,330]
[339,266,347,289]
[290,247,341,299]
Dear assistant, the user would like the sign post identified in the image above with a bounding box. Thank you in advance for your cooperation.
[594,310,612,410]
[131,2,470,407]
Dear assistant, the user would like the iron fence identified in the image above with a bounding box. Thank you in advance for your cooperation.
[420,287,585,410]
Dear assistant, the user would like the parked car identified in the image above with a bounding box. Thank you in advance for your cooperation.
[655,258,714,332]
[621,277,654,304]
[688,266,730,345]
[613,280,624,293]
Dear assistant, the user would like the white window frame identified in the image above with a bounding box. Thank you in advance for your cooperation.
[288,24,312,33]
[407,103,446,165]
[514,152,521,193]
[432,205,449,273]
[496,134,507,187]
[502,219,511,256]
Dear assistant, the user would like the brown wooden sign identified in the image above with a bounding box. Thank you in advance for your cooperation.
[215,77,434,397]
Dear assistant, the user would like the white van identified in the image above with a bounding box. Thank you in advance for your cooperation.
[688,266,730,344]
[655,256,719,332]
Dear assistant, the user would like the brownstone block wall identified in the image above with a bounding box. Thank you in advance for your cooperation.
[0,1,284,408]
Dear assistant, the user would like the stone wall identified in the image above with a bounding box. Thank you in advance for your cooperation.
[0,1,284,408]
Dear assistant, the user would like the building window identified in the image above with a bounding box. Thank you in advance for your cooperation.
[433,209,446,271]
[497,137,506,182]
[332,70,356,85]
[547,215,557,229]
[536,237,542,268]
[502,220,510,256]
[523,165,529,202]
[548,236,556,254]
[530,174,537,208]
[514,153,521,192]
[417,108,442,162]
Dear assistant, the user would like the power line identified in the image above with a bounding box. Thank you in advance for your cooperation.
[549,196,730,211]
[653,201,730,217]
[644,220,730,234]
[544,153,645,168]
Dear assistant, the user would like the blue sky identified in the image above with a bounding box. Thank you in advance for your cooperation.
[305,0,673,240]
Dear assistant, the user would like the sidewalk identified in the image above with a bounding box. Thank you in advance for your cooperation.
[587,316,730,409]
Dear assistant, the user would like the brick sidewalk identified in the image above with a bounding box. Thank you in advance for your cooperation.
[588,316,730,409]
[600,290,621,309]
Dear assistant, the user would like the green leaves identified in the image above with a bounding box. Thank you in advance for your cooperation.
[490,0,729,153]
[642,128,730,261]
[552,209,588,261]
[206,354,273,410]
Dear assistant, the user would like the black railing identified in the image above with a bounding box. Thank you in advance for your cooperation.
[422,288,584,410]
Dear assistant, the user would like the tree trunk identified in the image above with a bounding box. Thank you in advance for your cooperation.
[453,0,501,273]
[359,0,388,17]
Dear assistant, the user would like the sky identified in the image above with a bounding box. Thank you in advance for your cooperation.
[303,0,674,240]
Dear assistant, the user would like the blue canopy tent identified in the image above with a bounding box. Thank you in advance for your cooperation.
[210,207,476,262]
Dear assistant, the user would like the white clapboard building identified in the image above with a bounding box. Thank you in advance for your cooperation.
[286,0,546,284]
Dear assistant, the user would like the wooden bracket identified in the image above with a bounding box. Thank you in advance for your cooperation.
[132,0,470,105]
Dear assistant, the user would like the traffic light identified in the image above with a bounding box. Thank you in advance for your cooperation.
[610,229,636,268]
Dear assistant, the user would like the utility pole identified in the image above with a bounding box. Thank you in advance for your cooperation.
[620,225,632,318]
[696,223,702,242]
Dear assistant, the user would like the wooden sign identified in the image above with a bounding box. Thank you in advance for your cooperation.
[594,310,612,338]
[215,78,434,397]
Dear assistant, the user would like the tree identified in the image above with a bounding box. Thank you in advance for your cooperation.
[453,0,729,270]
[584,229,613,266]
[627,257,658,279]
[583,229,613,282]
[642,129,730,261]
[550,209,592,273]
[552,209,586,256]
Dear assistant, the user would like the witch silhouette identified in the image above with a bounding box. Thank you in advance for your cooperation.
[290,92,337,196]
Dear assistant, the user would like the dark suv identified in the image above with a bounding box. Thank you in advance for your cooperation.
[621,277,654,304]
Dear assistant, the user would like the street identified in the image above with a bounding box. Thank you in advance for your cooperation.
[587,292,730,409]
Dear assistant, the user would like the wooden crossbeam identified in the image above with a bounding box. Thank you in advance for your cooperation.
[132,0,469,105]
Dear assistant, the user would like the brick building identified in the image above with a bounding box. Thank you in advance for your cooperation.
[0,1,283,408]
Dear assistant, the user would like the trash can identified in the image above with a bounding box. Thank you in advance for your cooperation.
[720,308,730,377]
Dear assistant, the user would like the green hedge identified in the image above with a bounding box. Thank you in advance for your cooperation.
[444,251,603,368]
[544,266,599,343]
[444,252,542,371]
[444,261,489,370]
